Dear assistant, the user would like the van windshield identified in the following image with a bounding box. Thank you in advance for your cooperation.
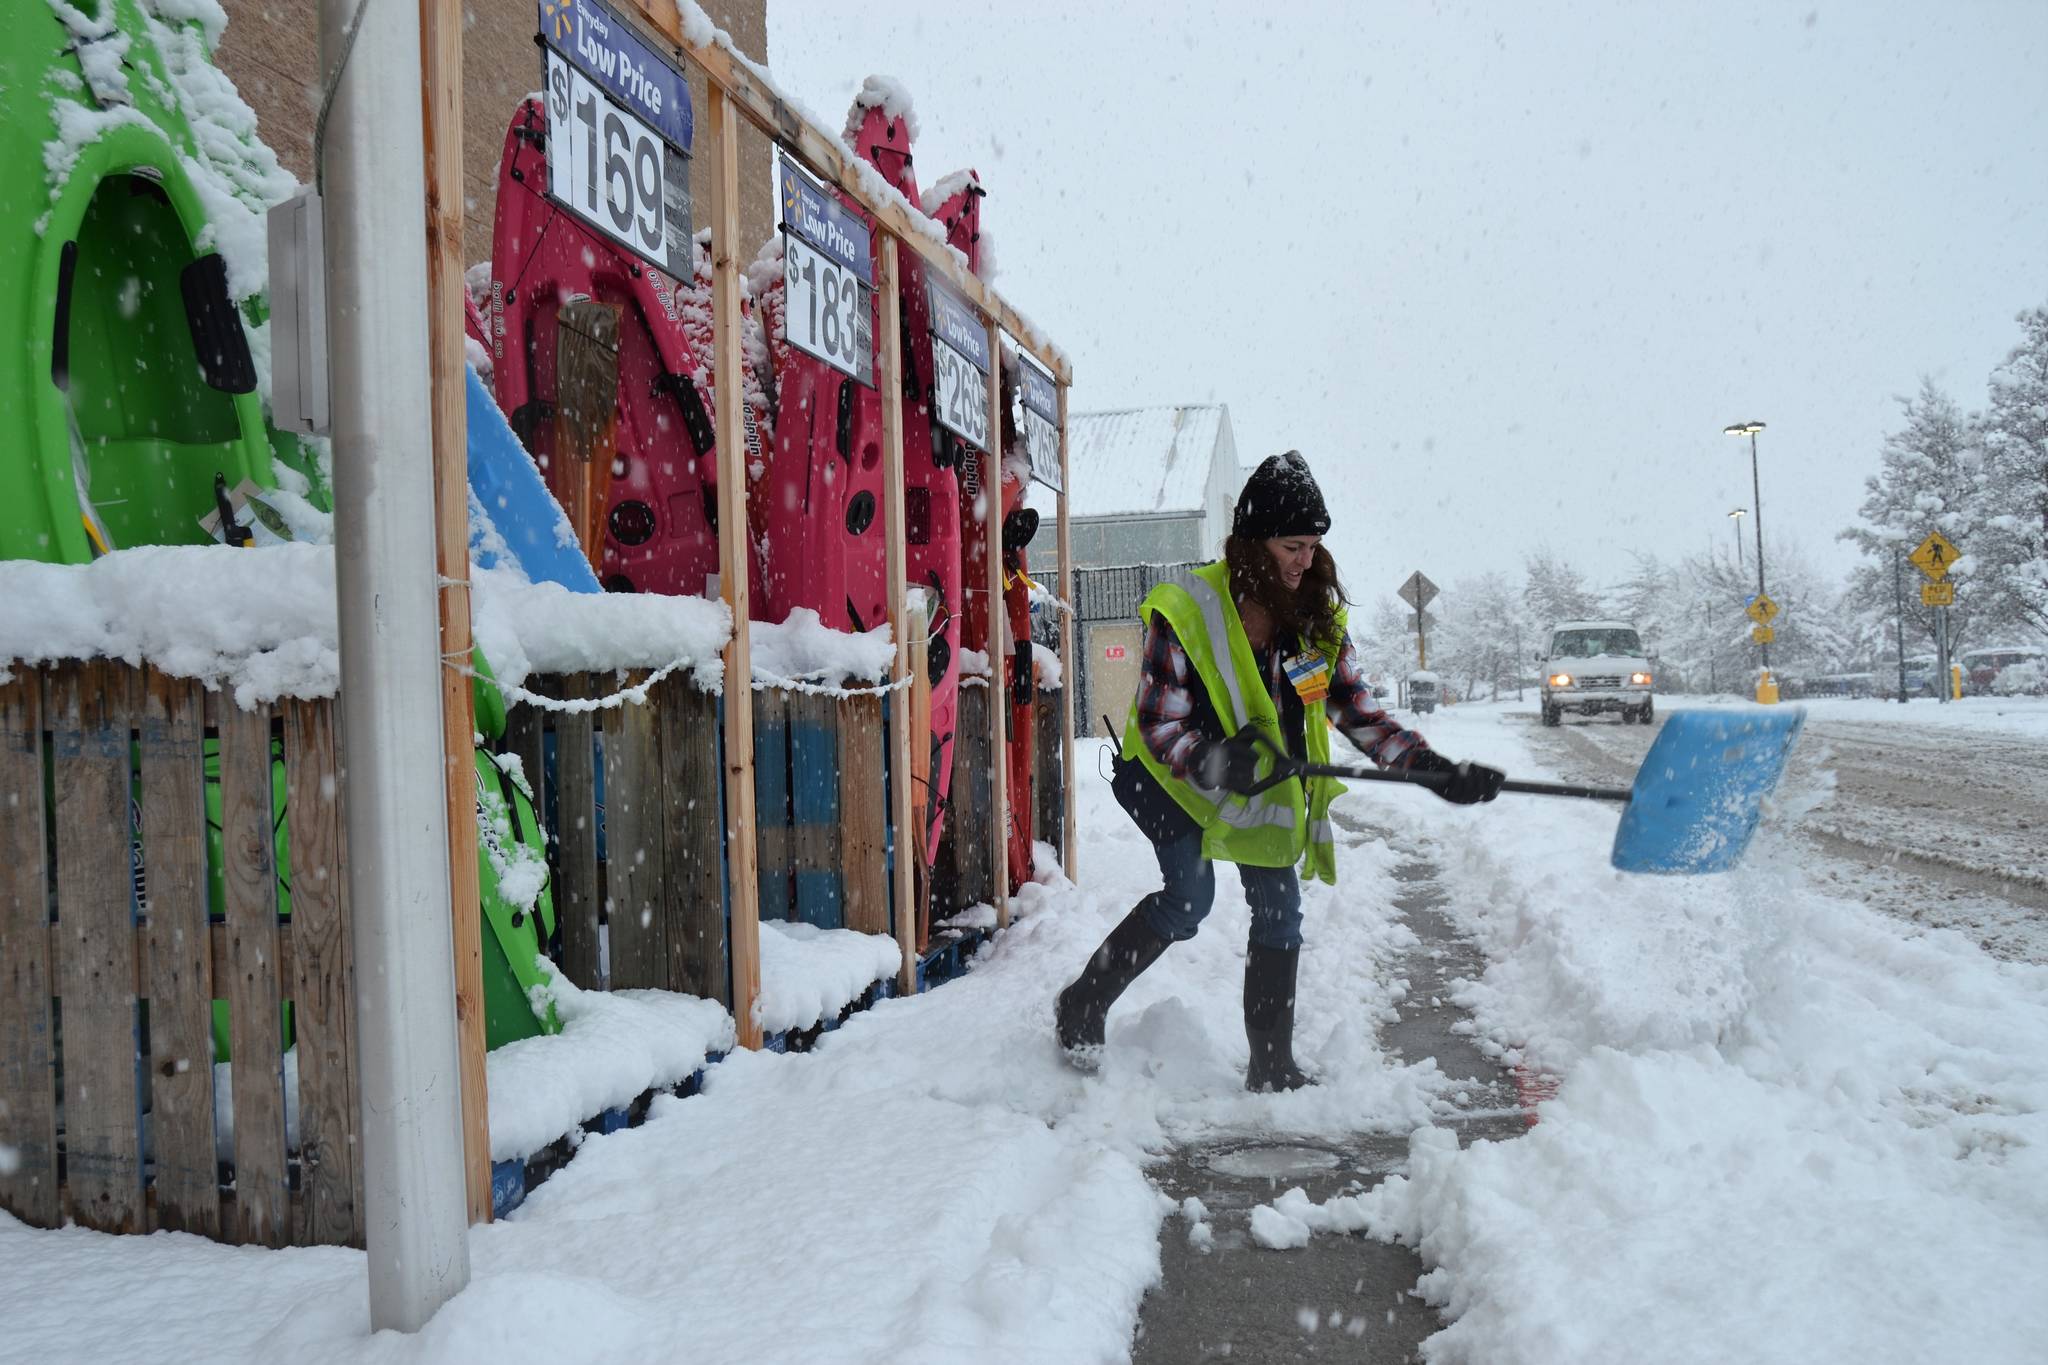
[1551,628,1641,659]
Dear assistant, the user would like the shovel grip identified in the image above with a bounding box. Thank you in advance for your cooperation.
[1239,727,1632,804]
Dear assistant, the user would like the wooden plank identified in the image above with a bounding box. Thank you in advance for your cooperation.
[960,685,993,909]
[1057,379,1077,880]
[136,670,218,1239]
[0,670,59,1229]
[617,0,1070,387]
[216,697,289,1247]
[908,611,933,951]
[420,0,489,1227]
[984,315,1010,929]
[601,674,665,990]
[552,675,603,990]
[709,87,762,1048]
[502,702,546,848]
[787,690,841,929]
[1036,694,1065,865]
[752,687,792,924]
[837,694,890,939]
[283,698,362,1248]
[657,679,727,1005]
[880,235,915,996]
[933,684,986,916]
[48,661,143,1234]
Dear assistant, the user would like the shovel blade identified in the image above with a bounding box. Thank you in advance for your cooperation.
[1611,707,1805,874]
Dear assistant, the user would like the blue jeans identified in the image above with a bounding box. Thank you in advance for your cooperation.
[1135,828,1304,951]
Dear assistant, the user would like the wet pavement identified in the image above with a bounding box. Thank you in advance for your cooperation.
[1131,832,1530,1363]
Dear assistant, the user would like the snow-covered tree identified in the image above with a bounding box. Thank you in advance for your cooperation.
[1522,548,1600,626]
[1839,378,1999,655]
[1431,572,1533,699]
[1974,304,2048,636]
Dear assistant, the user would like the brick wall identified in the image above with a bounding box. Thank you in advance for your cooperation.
[215,0,774,269]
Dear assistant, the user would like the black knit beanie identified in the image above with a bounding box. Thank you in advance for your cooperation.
[1232,450,1330,540]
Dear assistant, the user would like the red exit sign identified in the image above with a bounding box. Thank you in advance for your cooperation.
[1103,644,1127,661]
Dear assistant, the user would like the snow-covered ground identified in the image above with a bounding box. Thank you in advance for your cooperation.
[4,699,2046,1363]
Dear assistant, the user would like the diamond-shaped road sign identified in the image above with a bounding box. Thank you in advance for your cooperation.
[1910,531,1960,582]
[1745,593,1779,625]
[1397,571,1439,611]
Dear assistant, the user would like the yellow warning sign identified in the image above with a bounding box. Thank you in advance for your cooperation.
[1745,594,1779,625]
[1910,531,1959,581]
[1920,581,1954,607]
[1751,625,1775,644]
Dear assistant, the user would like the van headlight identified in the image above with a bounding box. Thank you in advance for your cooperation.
[1548,673,1573,688]
[1630,671,1652,686]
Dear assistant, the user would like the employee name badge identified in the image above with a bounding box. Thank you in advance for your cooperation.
[1284,650,1331,704]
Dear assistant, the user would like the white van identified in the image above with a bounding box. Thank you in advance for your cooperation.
[1540,620,1654,726]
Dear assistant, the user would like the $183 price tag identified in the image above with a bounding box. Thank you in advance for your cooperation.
[783,233,872,385]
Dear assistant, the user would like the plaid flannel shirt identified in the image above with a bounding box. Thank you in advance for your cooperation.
[1135,616,1430,781]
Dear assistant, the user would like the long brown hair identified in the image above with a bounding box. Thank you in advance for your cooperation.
[1223,534,1349,652]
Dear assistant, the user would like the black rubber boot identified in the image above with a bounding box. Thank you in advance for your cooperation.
[1055,908,1171,1069]
[1244,943,1313,1093]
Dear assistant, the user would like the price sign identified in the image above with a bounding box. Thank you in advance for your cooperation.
[778,153,874,385]
[927,276,990,451]
[1018,358,1062,493]
[542,49,690,278]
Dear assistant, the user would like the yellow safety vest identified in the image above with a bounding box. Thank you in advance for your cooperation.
[1120,560,1346,884]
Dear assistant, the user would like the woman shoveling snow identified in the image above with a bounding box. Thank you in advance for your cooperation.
[1055,450,1506,1091]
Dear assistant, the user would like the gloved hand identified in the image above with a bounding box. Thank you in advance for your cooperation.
[1407,748,1505,805]
[1193,735,1264,795]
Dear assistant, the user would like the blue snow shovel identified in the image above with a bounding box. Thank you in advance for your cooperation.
[1246,708,1805,874]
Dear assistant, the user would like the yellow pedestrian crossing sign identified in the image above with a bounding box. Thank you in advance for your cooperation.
[1745,593,1779,625]
[1751,625,1775,644]
[1921,581,1954,607]
[1910,531,1959,581]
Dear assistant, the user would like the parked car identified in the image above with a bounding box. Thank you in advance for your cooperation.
[1406,669,1440,714]
[1959,646,2047,696]
[1538,620,1654,725]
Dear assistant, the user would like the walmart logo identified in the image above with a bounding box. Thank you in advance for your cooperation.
[782,177,801,223]
[542,0,574,42]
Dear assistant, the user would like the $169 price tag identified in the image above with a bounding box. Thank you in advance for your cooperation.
[545,50,685,277]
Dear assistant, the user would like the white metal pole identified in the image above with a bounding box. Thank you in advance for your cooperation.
[320,0,471,1330]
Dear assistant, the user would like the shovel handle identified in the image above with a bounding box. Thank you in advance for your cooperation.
[1292,762,1631,804]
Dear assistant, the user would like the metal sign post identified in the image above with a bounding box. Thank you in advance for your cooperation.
[1909,532,1961,705]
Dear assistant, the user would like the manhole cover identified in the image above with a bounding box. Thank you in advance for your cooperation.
[1204,1144,1343,1180]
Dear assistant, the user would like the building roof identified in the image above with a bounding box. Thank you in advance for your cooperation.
[1025,405,1226,520]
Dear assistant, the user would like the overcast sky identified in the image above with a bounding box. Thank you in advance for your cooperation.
[768,1,2048,602]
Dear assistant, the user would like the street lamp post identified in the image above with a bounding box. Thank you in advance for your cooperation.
[1723,421,1771,701]
[1728,507,1746,572]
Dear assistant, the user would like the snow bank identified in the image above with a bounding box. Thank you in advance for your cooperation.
[1328,703,2048,1364]
[487,965,734,1162]
[755,920,903,1035]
